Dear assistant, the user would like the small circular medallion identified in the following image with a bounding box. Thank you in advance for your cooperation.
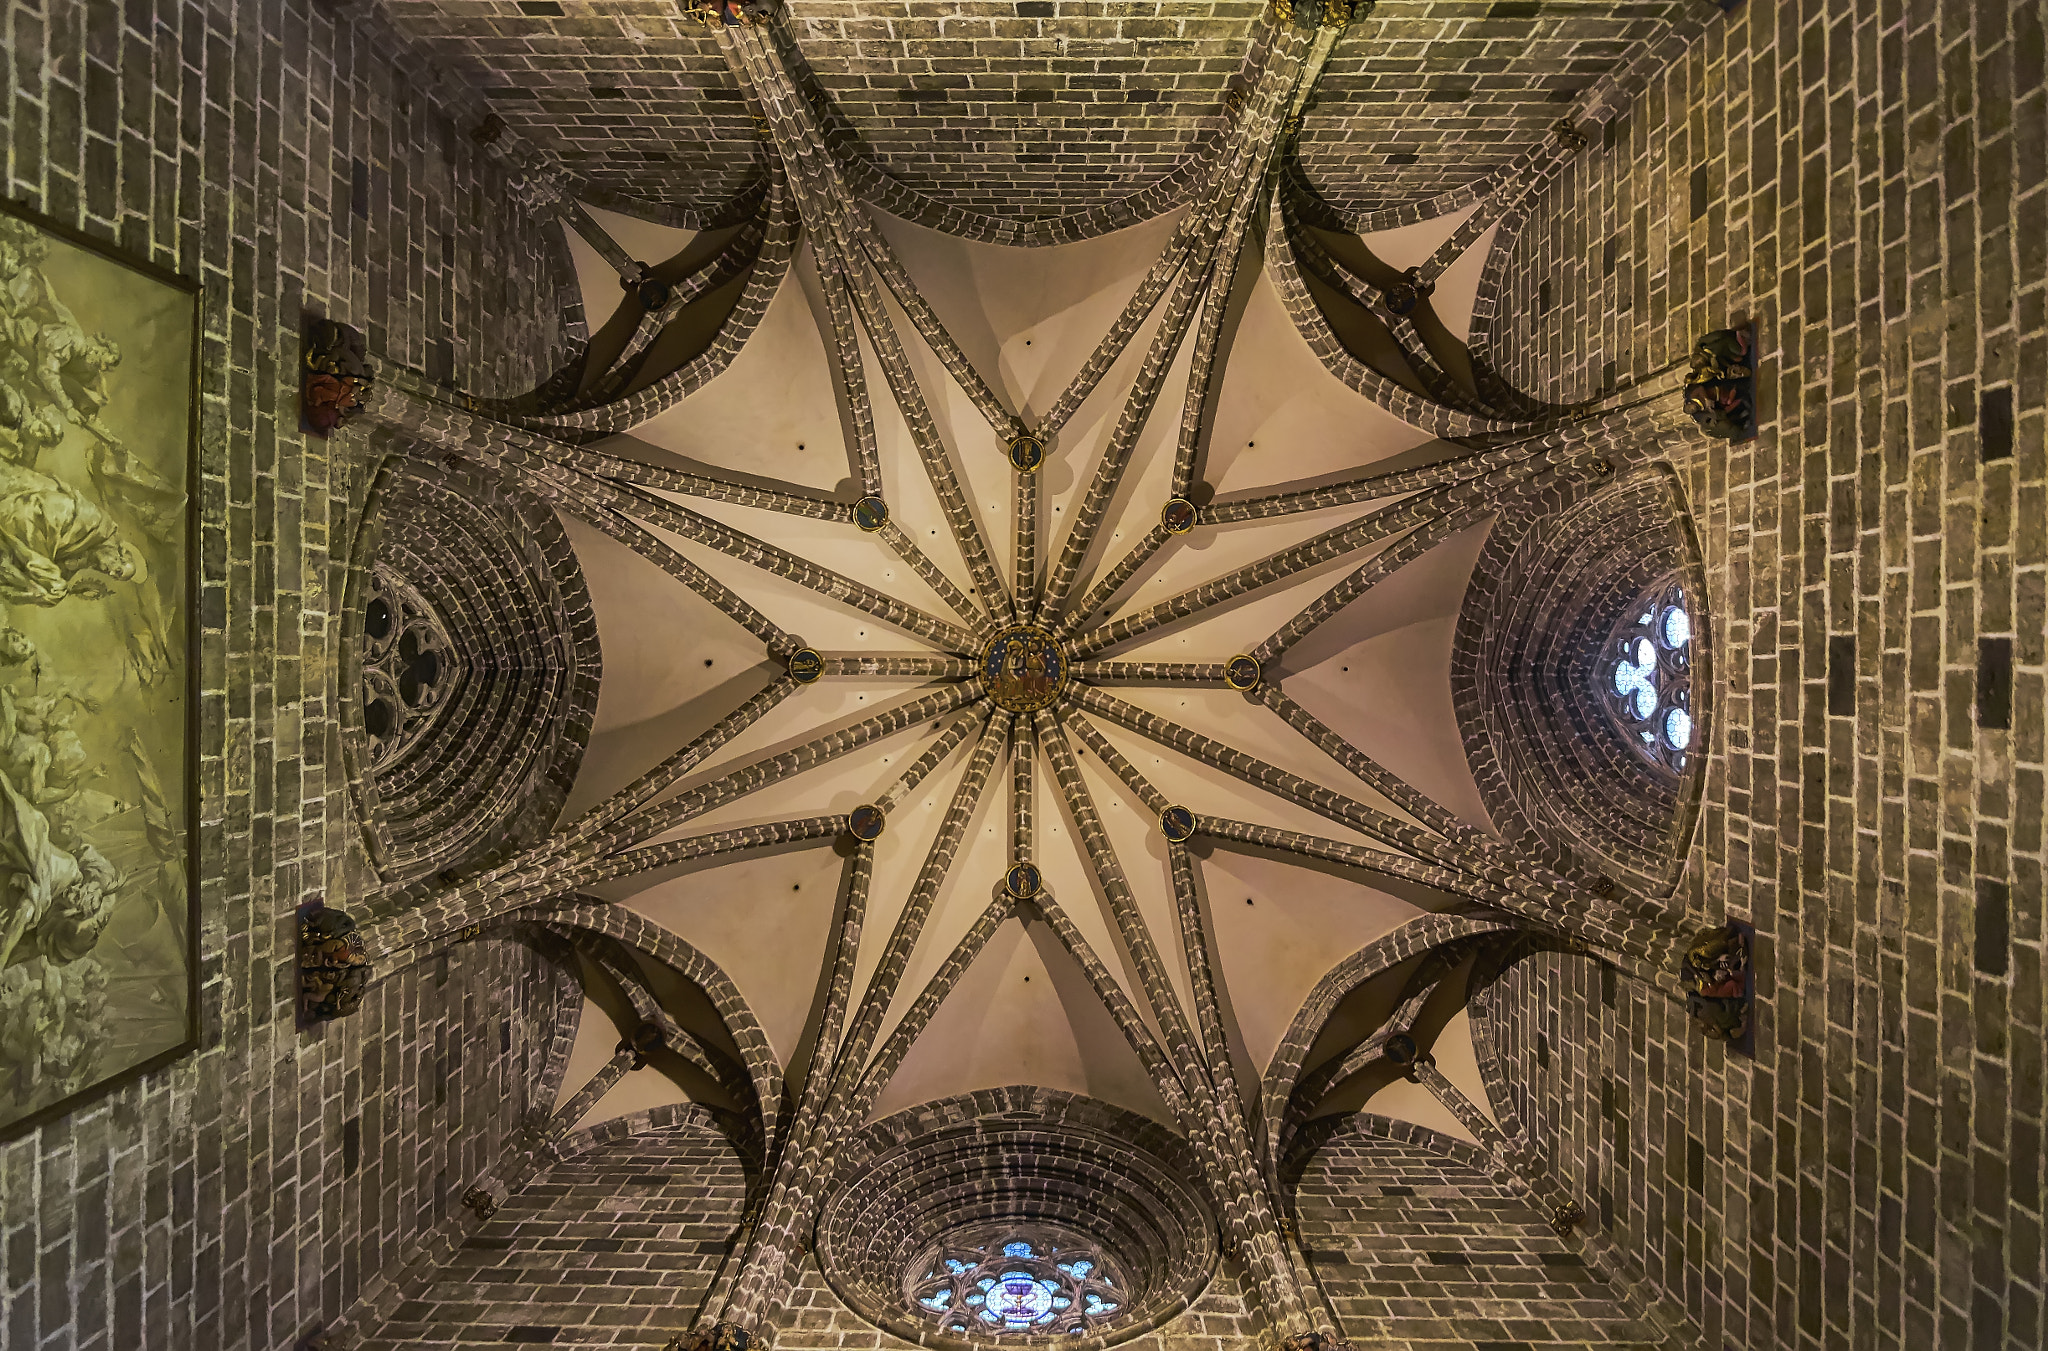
[981,625,1066,713]
[849,804,887,840]
[788,648,824,683]
[1383,1031,1418,1066]
[1005,862,1041,898]
[1008,434,1046,474]
[854,496,889,532]
[1160,497,1198,534]
[1159,805,1195,842]
[1223,654,1260,691]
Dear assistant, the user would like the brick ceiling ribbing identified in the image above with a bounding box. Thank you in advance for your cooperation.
[373,0,1690,226]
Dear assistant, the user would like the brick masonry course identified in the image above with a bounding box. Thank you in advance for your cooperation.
[1483,0,2048,1348]
[0,0,582,1348]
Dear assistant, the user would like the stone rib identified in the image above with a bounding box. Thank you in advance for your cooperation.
[555,217,771,414]
[615,684,982,853]
[1075,686,1550,898]
[375,816,849,961]
[538,1044,639,1146]
[601,477,980,653]
[1069,661,1228,686]
[720,841,875,1327]
[732,22,1018,440]
[528,489,790,653]
[840,181,1021,439]
[817,655,977,679]
[734,29,1011,625]
[1254,501,1498,665]
[1193,816,1671,973]
[875,708,990,812]
[567,676,803,838]
[1167,846,1311,1331]
[583,450,851,521]
[1061,712,1172,816]
[471,431,973,652]
[1022,891,1193,1126]
[1254,683,1589,901]
[1035,26,1304,440]
[814,256,884,494]
[1014,469,1038,625]
[874,520,989,635]
[1011,715,1037,862]
[849,895,1015,1123]
[1072,464,1542,659]
[1040,63,1293,618]
[1200,437,1554,524]
[1054,522,1172,642]
[722,712,1011,1326]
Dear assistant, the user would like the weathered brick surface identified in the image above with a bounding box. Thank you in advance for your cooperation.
[1485,0,2048,1347]
[366,0,1710,234]
[1298,0,1700,221]
[0,0,577,1348]
[356,1125,752,1348]
[1288,1116,1660,1348]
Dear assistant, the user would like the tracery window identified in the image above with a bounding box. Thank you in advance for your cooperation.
[906,1231,1126,1339]
[360,563,460,766]
[1601,578,1695,773]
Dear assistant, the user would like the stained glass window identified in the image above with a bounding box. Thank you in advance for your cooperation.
[908,1229,1125,1339]
[360,563,461,767]
[1599,579,1697,774]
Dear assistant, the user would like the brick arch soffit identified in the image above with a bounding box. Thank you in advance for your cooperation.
[1277,1108,1511,1201]
[1449,464,1713,902]
[458,902,788,1171]
[461,167,799,441]
[728,10,1291,248]
[538,922,773,1165]
[834,1083,1209,1184]
[548,901,786,1155]
[1460,932,1557,1155]
[1256,914,1513,1191]
[338,445,602,886]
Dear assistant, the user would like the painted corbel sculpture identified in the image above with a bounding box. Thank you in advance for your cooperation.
[300,318,374,437]
[298,903,372,1023]
[666,1323,754,1351]
[1681,921,1754,1047]
[1682,326,1757,440]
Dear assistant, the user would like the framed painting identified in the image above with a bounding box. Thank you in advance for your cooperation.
[0,200,200,1141]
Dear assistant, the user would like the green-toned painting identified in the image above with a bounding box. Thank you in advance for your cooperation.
[0,203,198,1140]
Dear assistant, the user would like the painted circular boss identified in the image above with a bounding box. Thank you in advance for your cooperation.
[982,625,1067,713]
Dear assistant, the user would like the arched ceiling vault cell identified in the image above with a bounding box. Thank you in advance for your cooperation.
[354,1,1718,1342]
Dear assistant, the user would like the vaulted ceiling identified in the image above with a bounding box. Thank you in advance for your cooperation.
[541,199,1504,1145]
[376,0,1691,226]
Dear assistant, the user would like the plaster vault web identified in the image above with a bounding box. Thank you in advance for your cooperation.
[351,4,1707,1345]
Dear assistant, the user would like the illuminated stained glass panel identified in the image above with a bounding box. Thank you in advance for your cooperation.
[909,1231,1125,1339]
[1600,580,1697,773]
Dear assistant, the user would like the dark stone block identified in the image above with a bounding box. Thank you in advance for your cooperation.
[1979,638,2013,729]
[1981,385,2013,460]
[1976,881,2011,977]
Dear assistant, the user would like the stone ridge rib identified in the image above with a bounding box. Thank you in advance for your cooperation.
[729,25,1013,624]
[718,710,1011,1330]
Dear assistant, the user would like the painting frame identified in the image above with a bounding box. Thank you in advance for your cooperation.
[0,195,202,1144]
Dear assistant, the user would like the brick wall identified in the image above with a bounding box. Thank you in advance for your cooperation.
[1488,0,2046,1347]
[1289,1115,1658,1348]
[0,1,577,1348]
[356,1124,753,1349]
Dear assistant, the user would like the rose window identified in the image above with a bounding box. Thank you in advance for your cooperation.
[1601,579,1696,772]
[907,1233,1126,1339]
[359,563,461,766]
